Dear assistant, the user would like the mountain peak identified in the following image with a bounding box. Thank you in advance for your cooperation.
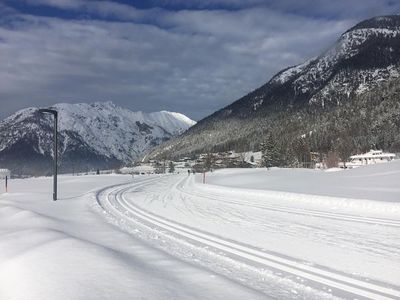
[147,15,400,160]
[266,14,400,108]
[0,102,195,175]
[346,15,400,33]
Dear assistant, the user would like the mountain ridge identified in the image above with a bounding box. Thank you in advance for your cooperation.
[147,15,400,161]
[0,101,195,175]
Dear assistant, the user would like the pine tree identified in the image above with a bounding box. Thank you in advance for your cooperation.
[168,161,175,173]
[261,134,280,169]
[292,137,311,168]
[204,152,215,171]
[335,134,354,167]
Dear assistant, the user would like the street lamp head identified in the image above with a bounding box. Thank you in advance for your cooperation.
[38,108,58,116]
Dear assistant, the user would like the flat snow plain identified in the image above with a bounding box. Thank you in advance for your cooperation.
[207,160,400,202]
[1,161,400,299]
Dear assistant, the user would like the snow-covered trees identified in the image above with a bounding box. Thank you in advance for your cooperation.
[204,153,215,171]
[292,137,311,168]
[149,76,400,168]
[335,135,354,168]
[260,134,280,169]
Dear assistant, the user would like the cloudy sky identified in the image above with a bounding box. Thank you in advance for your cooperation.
[0,0,399,120]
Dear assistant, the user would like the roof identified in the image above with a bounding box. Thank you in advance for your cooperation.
[350,150,396,159]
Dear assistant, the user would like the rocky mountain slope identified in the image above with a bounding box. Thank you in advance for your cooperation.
[147,15,400,161]
[0,102,195,175]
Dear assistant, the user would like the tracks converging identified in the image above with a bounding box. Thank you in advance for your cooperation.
[96,175,400,300]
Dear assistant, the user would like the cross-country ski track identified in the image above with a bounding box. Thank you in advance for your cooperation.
[96,174,400,300]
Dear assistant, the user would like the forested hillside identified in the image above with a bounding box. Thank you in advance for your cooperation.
[147,15,400,164]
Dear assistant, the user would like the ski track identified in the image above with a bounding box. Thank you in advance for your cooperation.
[176,178,400,228]
[96,175,400,300]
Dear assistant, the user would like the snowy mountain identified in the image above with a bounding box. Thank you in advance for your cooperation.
[147,15,400,161]
[268,15,400,107]
[0,102,195,175]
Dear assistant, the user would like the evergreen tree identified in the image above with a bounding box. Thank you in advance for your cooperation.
[292,137,311,168]
[168,161,175,173]
[261,134,280,169]
[335,134,354,167]
[204,152,215,171]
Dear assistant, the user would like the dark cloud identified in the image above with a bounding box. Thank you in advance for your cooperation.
[0,1,398,120]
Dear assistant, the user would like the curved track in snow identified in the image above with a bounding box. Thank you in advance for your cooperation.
[96,175,400,300]
[176,178,400,228]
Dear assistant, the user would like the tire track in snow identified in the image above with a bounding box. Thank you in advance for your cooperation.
[97,177,400,300]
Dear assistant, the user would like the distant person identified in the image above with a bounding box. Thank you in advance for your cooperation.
[188,170,190,176]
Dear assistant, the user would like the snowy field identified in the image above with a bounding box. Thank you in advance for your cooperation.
[1,162,400,299]
[206,160,400,202]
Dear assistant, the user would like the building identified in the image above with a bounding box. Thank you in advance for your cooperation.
[120,165,155,175]
[0,169,11,179]
[345,150,396,168]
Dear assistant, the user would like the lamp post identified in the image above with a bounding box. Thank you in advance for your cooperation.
[39,108,58,201]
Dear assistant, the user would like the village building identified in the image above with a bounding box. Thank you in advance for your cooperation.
[345,150,396,168]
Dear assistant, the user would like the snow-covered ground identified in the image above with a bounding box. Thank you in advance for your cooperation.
[206,160,400,202]
[1,162,399,299]
[0,175,265,300]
